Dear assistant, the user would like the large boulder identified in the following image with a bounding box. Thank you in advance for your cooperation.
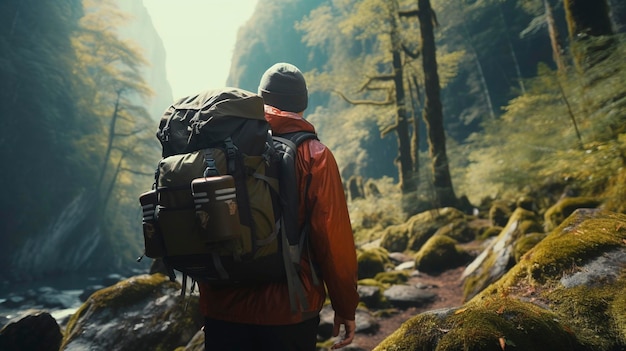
[461,207,542,300]
[61,274,203,351]
[0,310,62,351]
[373,209,626,351]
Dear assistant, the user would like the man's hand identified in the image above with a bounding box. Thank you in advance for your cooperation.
[331,313,356,349]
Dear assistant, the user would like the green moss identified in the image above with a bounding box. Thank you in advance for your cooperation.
[544,280,626,350]
[513,233,546,262]
[612,281,626,344]
[62,274,191,350]
[356,281,389,309]
[523,211,623,285]
[463,208,544,300]
[379,224,410,252]
[518,219,543,234]
[64,274,175,335]
[414,235,468,275]
[434,218,475,243]
[374,299,581,350]
[317,338,335,350]
[373,312,444,351]
[357,278,383,287]
[96,274,175,307]
[378,211,626,350]
[467,210,626,350]
[516,196,536,212]
[374,271,409,285]
[357,247,392,279]
[478,226,502,240]
[488,200,512,227]
[478,211,626,295]
[406,207,468,251]
[543,196,603,231]
[438,298,581,351]
[602,166,626,214]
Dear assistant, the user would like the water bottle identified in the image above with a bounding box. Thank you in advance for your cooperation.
[191,175,243,242]
[139,190,166,258]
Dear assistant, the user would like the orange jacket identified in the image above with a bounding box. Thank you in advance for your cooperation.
[198,106,359,325]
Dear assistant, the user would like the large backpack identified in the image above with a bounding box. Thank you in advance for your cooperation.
[139,88,317,310]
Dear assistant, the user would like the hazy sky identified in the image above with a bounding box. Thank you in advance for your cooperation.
[142,0,258,99]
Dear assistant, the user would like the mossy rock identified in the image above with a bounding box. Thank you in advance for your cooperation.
[414,235,469,275]
[373,270,409,285]
[543,196,602,231]
[373,298,582,351]
[516,195,536,212]
[433,217,475,243]
[357,247,392,279]
[462,207,541,300]
[602,166,626,213]
[379,224,410,253]
[513,232,546,262]
[357,283,387,309]
[477,208,626,350]
[488,200,512,227]
[405,207,467,252]
[374,209,626,351]
[478,225,503,240]
[62,274,203,351]
[357,278,384,288]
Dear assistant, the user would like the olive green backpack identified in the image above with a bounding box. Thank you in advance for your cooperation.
[138,88,317,311]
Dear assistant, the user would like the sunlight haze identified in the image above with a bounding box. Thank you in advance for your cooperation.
[142,0,258,99]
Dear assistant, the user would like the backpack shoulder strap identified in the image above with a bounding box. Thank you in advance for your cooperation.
[273,131,320,313]
[275,131,318,148]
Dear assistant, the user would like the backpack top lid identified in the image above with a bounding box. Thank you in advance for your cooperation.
[158,87,268,157]
[174,87,265,122]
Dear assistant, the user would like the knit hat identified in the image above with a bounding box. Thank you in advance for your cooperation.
[258,63,308,112]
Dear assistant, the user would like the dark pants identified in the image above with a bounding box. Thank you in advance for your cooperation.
[203,316,320,351]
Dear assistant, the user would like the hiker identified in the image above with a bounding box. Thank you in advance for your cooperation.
[198,63,359,350]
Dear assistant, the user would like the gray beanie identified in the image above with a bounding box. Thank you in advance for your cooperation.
[258,63,308,112]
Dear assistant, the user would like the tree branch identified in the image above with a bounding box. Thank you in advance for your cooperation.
[399,8,438,26]
[332,89,394,106]
[398,9,419,18]
[402,44,420,59]
[359,74,395,92]
[431,9,440,27]
[380,123,398,137]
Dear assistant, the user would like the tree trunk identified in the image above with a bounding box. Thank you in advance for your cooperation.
[390,0,417,194]
[97,89,122,190]
[417,0,457,208]
[408,75,421,174]
[497,2,526,94]
[545,0,566,73]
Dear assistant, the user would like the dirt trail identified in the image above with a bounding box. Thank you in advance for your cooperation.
[351,266,466,350]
